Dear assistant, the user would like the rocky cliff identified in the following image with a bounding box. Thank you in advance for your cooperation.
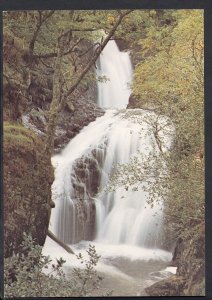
[4,31,103,151]
[3,30,103,256]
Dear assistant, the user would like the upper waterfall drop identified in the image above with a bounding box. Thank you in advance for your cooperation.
[96,40,133,109]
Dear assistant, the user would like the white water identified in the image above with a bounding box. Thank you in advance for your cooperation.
[50,109,172,246]
[94,110,165,247]
[96,40,132,109]
[44,40,175,296]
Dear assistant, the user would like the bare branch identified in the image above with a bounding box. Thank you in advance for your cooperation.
[33,38,82,59]
[47,230,74,254]
[191,33,204,80]
[29,10,55,55]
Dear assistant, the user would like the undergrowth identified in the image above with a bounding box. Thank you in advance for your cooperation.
[4,233,112,297]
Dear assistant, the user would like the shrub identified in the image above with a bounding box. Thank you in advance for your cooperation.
[4,233,110,297]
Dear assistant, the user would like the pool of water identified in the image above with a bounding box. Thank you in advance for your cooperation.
[43,237,176,296]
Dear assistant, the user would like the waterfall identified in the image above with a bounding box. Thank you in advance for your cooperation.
[94,111,166,248]
[49,40,172,250]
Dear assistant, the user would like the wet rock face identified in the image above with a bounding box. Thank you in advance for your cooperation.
[115,38,130,51]
[127,93,140,109]
[66,142,107,242]
[127,93,158,111]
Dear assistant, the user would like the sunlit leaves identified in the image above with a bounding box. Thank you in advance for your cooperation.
[110,10,204,241]
[5,234,108,297]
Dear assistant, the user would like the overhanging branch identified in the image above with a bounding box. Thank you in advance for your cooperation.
[64,9,133,100]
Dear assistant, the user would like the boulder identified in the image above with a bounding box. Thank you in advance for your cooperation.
[145,275,186,296]
[4,122,54,257]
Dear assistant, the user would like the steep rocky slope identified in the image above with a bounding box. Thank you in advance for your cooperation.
[3,31,103,151]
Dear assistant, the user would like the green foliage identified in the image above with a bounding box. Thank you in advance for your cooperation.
[108,10,204,244]
[4,122,34,137]
[5,233,73,297]
[3,10,119,57]
[72,245,104,296]
[4,123,36,147]
[131,10,204,239]
[5,234,109,297]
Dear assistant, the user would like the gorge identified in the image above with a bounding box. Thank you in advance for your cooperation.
[3,10,205,297]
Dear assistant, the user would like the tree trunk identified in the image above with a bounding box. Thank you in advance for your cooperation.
[44,37,63,156]
[47,230,75,254]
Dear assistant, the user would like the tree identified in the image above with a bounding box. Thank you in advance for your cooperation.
[108,9,204,243]
[3,10,133,155]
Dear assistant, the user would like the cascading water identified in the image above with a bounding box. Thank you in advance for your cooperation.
[96,40,132,109]
[44,40,175,296]
[94,111,165,247]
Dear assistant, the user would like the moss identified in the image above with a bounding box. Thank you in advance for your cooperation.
[3,122,41,155]
[4,122,36,140]
[5,132,32,144]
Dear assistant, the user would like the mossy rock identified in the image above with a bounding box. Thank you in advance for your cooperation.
[4,122,54,257]
[145,275,186,296]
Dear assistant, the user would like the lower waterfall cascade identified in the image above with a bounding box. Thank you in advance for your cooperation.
[44,39,176,296]
[50,108,173,247]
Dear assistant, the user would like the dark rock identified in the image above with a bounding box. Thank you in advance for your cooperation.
[65,142,107,242]
[145,222,205,296]
[127,93,158,111]
[127,93,140,109]
[115,38,130,51]
[52,96,104,152]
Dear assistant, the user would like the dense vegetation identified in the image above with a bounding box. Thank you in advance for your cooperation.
[4,9,204,297]
[5,234,110,297]
[112,9,204,244]
[108,9,204,295]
